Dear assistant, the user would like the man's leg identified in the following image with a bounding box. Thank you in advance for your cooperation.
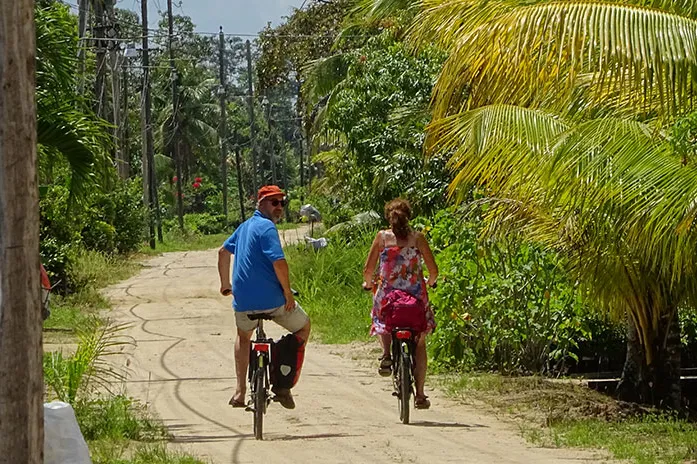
[271,305,311,409]
[293,319,311,343]
[232,327,253,405]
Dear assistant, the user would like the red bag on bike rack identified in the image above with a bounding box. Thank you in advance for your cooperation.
[270,333,305,390]
[381,289,427,332]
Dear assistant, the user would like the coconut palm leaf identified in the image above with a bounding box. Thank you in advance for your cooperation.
[428,105,568,201]
[423,2,697,119]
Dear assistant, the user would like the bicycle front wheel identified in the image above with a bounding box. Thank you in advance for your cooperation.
[253,366,266,440]
[399,352,411,424]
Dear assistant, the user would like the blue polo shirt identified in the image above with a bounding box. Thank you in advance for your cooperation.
[223,210,286,312]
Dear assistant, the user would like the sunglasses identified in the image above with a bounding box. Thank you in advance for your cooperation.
[268,199,287,207]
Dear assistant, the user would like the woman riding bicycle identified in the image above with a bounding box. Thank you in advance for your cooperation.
[362,198,438,410]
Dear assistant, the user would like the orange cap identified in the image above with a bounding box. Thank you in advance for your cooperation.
[257,185,285,201]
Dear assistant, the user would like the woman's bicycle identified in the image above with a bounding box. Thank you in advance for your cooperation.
[390,327,418,424]
[364,280,435,425]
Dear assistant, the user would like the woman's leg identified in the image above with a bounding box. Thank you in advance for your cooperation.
[414,334,428,398]
[380,333,391,358]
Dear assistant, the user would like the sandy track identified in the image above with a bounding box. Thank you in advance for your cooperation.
[103,230,608,464]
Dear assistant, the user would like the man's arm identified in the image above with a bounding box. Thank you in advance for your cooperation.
[218,247,232,295]
[272,259,295,311]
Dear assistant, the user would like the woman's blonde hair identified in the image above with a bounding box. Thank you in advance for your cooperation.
[385,198,411,240]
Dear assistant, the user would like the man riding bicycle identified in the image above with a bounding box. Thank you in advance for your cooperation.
[218,185,311,410]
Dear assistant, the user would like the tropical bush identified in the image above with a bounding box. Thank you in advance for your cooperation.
[424,208,622,374]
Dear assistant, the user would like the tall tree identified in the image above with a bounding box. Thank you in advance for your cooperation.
[0,0,43,461]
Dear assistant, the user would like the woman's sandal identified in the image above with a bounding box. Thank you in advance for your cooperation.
[414,395,431,410]
[378,355,392,377]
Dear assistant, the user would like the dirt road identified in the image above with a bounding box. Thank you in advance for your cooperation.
[103,229,607,464]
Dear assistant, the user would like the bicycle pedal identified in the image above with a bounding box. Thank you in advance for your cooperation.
[245,406,254,413]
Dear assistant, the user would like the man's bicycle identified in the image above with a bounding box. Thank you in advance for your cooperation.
[245,312,274,440]
[243,289,300,440]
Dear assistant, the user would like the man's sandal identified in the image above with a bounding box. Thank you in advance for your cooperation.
[415,395,431,410]
[228,396,246,408]
[378,355,392,377]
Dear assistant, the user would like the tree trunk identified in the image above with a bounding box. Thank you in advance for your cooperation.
[617,310,682,410]
[616,316,648,403]
[0,1,43,462]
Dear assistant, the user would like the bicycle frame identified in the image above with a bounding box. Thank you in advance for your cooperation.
[247,316,274,440]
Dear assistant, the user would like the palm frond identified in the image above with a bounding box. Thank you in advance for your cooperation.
[429,2,697,119]
[303,54,351,104]
[427,105,569,199]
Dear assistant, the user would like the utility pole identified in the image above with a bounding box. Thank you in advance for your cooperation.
[246,40,258,193]
[233,130,246,222]
[168,0,184,230]
[77,0,90,95]
[0,1,43,461]
[94,0,107,118]
[106,0,125,180]
[265,100,278,185]
[218,27,229,226]
[120,54,130,178]
[141,0,161,248]
[296,80,305,202]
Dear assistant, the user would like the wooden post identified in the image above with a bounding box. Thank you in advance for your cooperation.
[0,0,43,462]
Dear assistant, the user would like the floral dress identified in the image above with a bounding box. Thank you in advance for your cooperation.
[370,231,436,336]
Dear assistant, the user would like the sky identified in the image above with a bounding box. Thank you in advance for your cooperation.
[116,0,306,36]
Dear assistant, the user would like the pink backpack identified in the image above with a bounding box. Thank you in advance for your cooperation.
[381,289,427,332]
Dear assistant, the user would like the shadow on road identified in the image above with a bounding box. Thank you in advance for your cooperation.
[172,433,253,443]
[408,421,488,429]
[270,432,358,441]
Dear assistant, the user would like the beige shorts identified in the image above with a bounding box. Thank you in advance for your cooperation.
[235,303,309,333]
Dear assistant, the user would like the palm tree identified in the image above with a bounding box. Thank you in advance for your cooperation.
[357,0,697,408]
[36,2,111,200]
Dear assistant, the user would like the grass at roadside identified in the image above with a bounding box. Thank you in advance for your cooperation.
[440,373,697,464]
[90,443,209,464]
[44,250,142,343]
[138,232,230,255]
[285,237,372,344]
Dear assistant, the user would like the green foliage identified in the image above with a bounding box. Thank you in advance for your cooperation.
[317,34,450,214]
[163,213,229,236]
[40,179,145,290]
[257,0,353,92]
[424,208,615,374]
[44,318,130,404]
[286,236,373,343]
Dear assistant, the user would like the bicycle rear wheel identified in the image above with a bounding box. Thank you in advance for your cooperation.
[253,365,266,440]
[399,352,411,424]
